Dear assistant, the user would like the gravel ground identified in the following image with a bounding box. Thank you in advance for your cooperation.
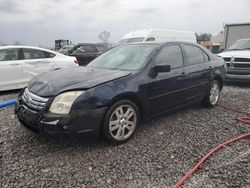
[0,85,249,188]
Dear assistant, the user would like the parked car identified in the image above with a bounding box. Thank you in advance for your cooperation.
[0,46,78,91]
[15,42,225,144]
[68,43,102,66]
[95,43,111,53]
[58,44,74,55]
[218,38,250,82]
[119,29,197,44]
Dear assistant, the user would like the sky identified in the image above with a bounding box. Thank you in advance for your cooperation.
[0,0,250,47]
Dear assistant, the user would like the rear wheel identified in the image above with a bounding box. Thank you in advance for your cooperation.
[203,80,221,107]
[103,100,139,144]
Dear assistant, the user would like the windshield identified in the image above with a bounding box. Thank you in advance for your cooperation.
[118,37,145,45]
[87,45,156,71]
[228,39,250,50]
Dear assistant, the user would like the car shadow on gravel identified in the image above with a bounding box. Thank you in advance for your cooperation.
[225,81,250,88]
[26,130,112,150]
[141,103,202,128]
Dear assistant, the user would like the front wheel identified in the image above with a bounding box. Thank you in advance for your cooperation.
[203,80,221,107]
[103,100,139,144]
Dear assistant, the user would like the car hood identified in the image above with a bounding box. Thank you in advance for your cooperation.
[218,50,250,58]
[28,66,131,97]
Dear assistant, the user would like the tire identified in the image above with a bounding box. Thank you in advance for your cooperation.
[103,100,139,144]
[203,80,221,107]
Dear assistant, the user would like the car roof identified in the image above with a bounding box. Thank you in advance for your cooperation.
[76,43,97,46]
[118,41,215,60]
[119,41,199,47]
[237,38,250,41]
[0,45,57,54]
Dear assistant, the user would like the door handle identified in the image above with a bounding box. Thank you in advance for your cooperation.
[180,72,186,76]
[33,61,49,63]
[10,63,20,66]
[26,61,50,64]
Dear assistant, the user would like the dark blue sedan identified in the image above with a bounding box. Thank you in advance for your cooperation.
[15,42,225,143]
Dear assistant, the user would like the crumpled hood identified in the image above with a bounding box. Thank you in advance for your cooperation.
[28,66,131,97]
[218,50,250,58]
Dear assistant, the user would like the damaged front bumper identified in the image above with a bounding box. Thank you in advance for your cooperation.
[15,96,107,138]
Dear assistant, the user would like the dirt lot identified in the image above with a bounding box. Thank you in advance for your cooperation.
[0,85,249,188]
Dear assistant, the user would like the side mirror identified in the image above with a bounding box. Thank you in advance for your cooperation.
[154,64,171,73]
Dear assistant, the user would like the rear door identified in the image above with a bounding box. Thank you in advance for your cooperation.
[147,44,187,115]
[0,48,23,91]
[21,48,55,83]
[181,44,211,103]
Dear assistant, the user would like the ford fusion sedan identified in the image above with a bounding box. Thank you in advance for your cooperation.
[15,42,225,144]
[0,46,78,91]
[218,38,250,82]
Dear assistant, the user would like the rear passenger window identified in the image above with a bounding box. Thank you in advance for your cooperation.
[0,49,19,61]
[183,45,205,65]
[22,49,55,59]
[155,45,184,69]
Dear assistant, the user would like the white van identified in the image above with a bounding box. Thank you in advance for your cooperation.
[119,29,197,44]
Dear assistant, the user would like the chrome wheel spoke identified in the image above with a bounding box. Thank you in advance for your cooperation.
[116,127,122,138]
[110,123,120,131]
[118,106,124,116]
[110,120,119,126]
[124,108,132,117]
[115,111,120,119]
[120,127,125,138]
[124,123,133,131]
[126,120,136,127]
[126,111,134,120]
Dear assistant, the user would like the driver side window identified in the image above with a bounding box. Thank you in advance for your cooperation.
[155,45,184,69]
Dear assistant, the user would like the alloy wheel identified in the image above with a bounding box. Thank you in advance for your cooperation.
[209,81,220,105]
[109,104,137,141]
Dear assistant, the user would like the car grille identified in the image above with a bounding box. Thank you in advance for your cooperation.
[22,88,49,111]
[226,63,250,68]
[223,57,250,69]
[223,57,250,62]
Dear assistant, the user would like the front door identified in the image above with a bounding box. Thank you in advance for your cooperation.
[146,44,187,115]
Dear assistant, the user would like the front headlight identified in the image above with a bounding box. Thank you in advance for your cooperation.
[49,91,83,115]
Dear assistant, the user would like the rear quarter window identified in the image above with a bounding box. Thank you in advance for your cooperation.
[22,48,55,59]
[44,51,56,58]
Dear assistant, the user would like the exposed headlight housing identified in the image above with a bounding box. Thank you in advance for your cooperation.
[49,91,83,115]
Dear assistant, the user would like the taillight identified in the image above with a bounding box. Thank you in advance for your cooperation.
[74,60,79,64]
